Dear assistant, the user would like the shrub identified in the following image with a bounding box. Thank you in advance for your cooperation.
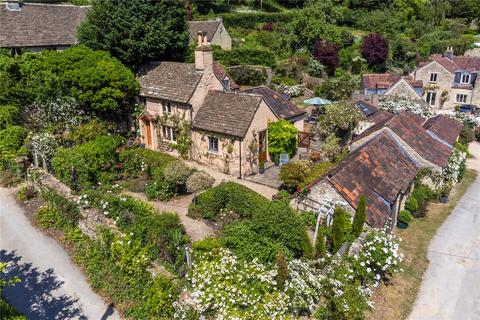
[361,33,389,69]
[0,170,19,187]
[215,47,276,67]
[299,211,317,229]
[313,40,340,75]
[315,69,359,101]
[227,66,267,86]
[0,105,21,130]
[144,179,175,201]
[67,119,113,145]
[119,148,176,177]
[268,119,298,158]
[0,125,28,162]
[352,196,366,237]
[219,11,296,29]
[302,162,335,188]
[398,210,413,224]
[459,126,475,145]
[40,189,81,227]
[404,196,418,212]
[279,160,311,192]
[315,229,326,259]
[163,161,192,190]
[276,251,288,290]
[51,135,122,189]
[192,237,223,255]
[36,206,66,229]
[16,185,37,201]
[331,206,351,253]
[186,171,215,194]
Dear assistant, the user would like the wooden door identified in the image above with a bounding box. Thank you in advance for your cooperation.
[258,130,267,162]
[145,120,152,146]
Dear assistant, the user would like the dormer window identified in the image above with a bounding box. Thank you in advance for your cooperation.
[429,73,438,83]
[461,73,470,84]
[162,101,172,114]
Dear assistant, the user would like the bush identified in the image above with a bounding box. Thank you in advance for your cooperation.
[279,160,311,192]
[227,66,267,86]
[215,47,276,67]
[163,160,192,190]
[0,170,19,187]
[144,179,175,201]
[404,196,418,212]
[52,135,122,189]
[119,148,176,178]
[36,206,66,229]
[352,196,366,237]
[331,206,351,253]
[40,189,81,227]
[268,119,298,158]
[0,105,21,130]
[17,185,37,201]
[0,125,28,162]
[459,126,475,145]
[186,171,215,194]
[67,119,113,145]
[219,11,296,29]
[192,237,223,255]
[397,210,413,224]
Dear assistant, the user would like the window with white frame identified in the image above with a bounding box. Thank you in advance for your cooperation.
[461,73,470,84]
[456,94,468,103]
[429,73,438,83]
[426,91,436,106]
[162,126,176,142]
[208,136,219,153]
[162,101,172,114]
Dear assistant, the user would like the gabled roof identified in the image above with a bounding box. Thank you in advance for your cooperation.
[243,86,306,120]
[354,100,379,118]
[423,115,463,147]
[213,62,240,90]
[362,73,422,90]
[192,91,265,138]
[138,62,202,104]
[0,2,88,48]
[188,20,220,42]
[354,112,454,167]
[328,132,421,228]
[429,54,480,73]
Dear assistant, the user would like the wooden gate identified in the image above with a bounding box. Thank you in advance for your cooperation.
[298,131,311,148]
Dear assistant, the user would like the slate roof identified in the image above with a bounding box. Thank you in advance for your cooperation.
[362,73,422,90]
[188,20,220,42]
[213,62,240,90]
[430,54,480,73]
[243,86,306,120]
[423,115,463,146]
[354,112,453,167]
[193,91,264,138]
[0,2,88,48]
[328,132,421,228]
[138,62,202,104]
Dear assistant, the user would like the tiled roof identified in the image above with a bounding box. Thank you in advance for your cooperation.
[0,3,88,48]
[138,62,202,104]
[430,54,480,73]
[188,20,220,42]
[354,112,453,167]
[423,115,463,146]
[328,132,421,228]
[243,86,306,120]
[213,62,240,90]
[193,91,263,137]
[362,73,422,89]
[354,100,379,118]
[368,110,393,125]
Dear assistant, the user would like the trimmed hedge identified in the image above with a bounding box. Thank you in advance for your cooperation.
[215,47,276,67]
[219,11,297,29]
[119,148,176,178]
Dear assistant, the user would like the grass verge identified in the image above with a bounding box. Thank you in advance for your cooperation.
[366,169,478,320]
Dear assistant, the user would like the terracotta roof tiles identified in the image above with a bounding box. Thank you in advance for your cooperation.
[423,115,463,146]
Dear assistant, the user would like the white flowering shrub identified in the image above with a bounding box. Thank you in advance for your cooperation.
[34,97,82,129]
[442,146,467,182]
[110,233,151,276]
[31,132,58,160]
[75,194,91,209]
[454,111,477,128]
[181,248,289,319]
[280,84,302,98]
[379,96,433,118]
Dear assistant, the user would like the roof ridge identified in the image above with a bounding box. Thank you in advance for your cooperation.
[19,2,90,7]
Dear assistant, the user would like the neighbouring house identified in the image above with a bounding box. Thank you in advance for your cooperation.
[243,86,306,131]
[360,73,424,100]
[188,18,232,50]
[353,100,392,135]
[137,32,238,153]
[0,1,88,53]
[191,91,279,177]
[413,47,480,110]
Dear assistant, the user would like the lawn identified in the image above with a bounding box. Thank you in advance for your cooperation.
[366,169,478,320]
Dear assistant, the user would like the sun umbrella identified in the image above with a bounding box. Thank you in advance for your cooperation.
[303,97,332,106]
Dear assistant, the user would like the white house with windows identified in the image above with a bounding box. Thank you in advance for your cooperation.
[413,48,480,110]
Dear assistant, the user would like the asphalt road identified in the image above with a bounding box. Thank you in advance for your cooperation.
[409,176,480,320]
[0,188,122,320]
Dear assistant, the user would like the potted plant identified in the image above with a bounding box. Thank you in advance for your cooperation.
[439,183,451,203]
[397,210,413,229]
[259,161,265,174]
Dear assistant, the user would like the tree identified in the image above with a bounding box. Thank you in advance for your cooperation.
[314,229,326,258]
[313,40,340,75]
[78,0,189,68]
[279,160,311,192]
[317,101,363,141]
[352,196,367,237]
[267,120,298,158]
[316,69,359,101]
[360,33,389,69]
[331,206,351,253]
[320,134,342,162]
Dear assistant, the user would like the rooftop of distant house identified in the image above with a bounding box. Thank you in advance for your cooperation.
[0,1,88,48]
[362,73,423,90]
[188,19,223,42]
[419,49,480,73]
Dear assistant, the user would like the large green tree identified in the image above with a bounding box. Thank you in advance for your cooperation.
[78,0,189,68]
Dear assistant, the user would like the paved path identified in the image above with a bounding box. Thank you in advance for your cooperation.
[408,177,480,319]
[0,188,122,320]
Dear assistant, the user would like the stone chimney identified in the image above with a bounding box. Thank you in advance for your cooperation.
[443,46,454,60]
[195,31,213,72]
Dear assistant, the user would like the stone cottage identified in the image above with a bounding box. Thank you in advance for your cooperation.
[188,18,232,50]
[413,48,480,109]
[360,73,424,100]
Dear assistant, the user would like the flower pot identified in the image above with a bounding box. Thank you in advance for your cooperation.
[396,221,409,229]
[259,167,265,174]
[440,195,449,203]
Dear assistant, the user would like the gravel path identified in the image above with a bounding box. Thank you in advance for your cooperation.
[0,188,122,320]
[409,144,480,320]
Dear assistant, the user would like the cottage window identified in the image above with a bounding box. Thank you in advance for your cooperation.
[162,126,176,142]
[456,94,467,104]
[429,73,438,83]
[208,136,219,153]
[426,92,436,106]
[162,102,172,114]
[460,74,470,84]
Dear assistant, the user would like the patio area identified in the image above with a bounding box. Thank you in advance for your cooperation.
[244,162,282,189]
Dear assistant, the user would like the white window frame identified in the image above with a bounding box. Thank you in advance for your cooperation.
[429,73,438,83]
[426,91,436,106]
[208,136,219,153]
[162,101,172,114]
[162,126,176,142]
[456,94,468,104]
[460,73,470,84]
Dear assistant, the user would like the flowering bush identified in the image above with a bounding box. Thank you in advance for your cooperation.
[280,84,302,98]
[110,233,151,276]
[31,132,58,162]
[442,145,467,183]
[379,96,433,118]
[33,97,82,129]
[454,111,477,128]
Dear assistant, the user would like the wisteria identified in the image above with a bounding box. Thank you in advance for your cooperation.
[442,146,467,182]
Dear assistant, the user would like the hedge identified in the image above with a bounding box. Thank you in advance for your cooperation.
[214,47,277,67]
[119,148,176,178]
[219,11,297,29]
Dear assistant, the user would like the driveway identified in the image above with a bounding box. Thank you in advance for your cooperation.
[0,188,122,320]
[408,175,480,320]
